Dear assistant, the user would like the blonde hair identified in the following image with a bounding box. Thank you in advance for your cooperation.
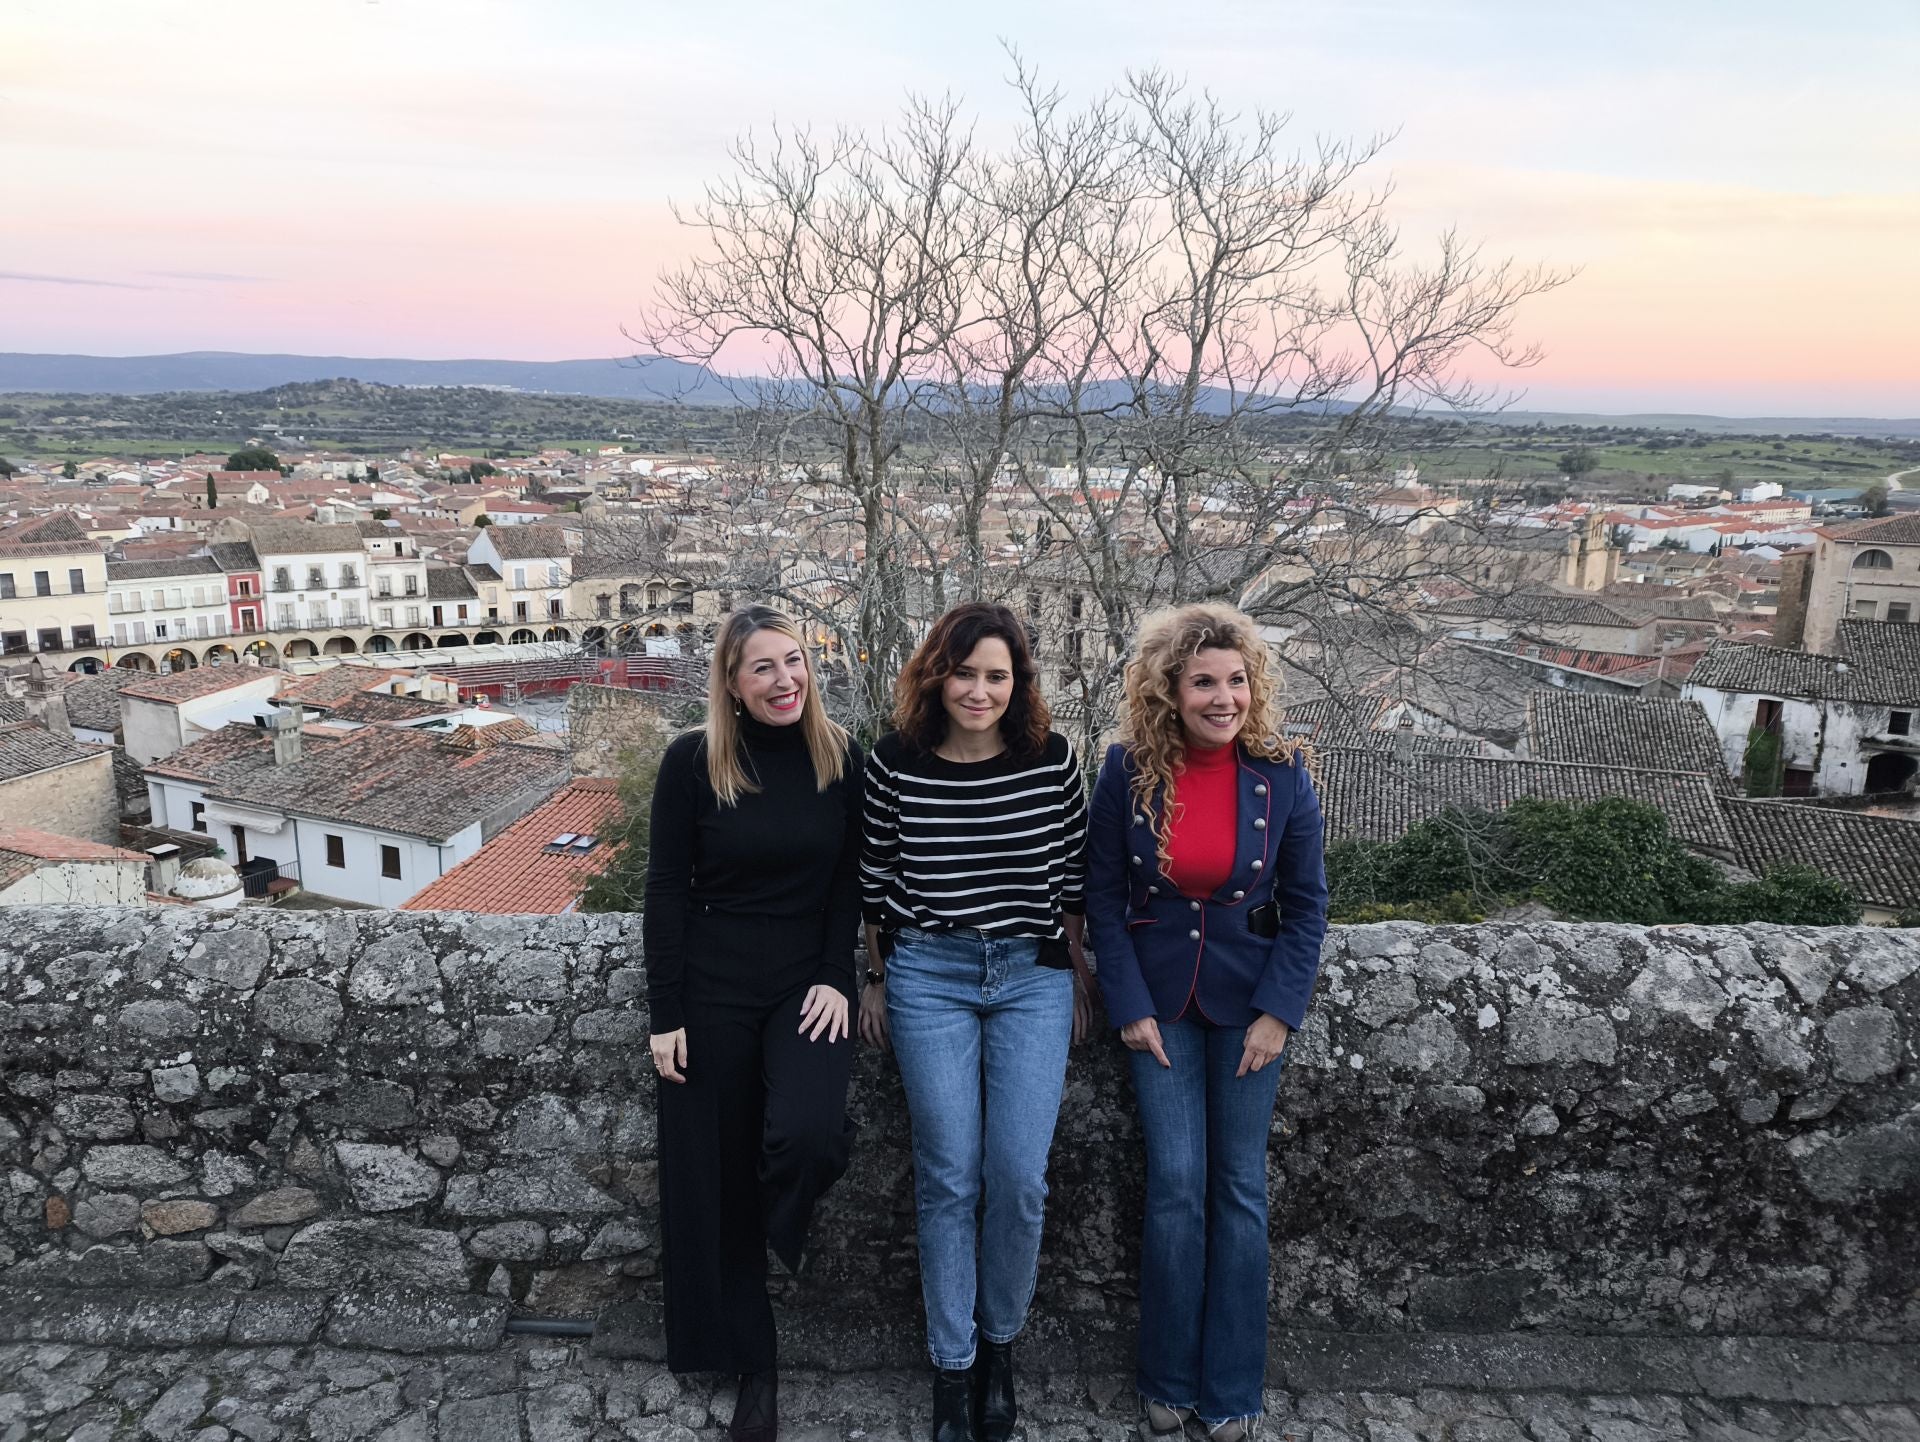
[705,606,848,806]
[1120,602,1295,867]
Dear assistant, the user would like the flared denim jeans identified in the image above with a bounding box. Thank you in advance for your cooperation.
[1128,1013,1285,1426]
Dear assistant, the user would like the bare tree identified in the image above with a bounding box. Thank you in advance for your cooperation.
[638,62,1570,750]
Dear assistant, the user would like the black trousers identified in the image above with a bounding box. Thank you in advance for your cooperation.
[657,981,856,1374]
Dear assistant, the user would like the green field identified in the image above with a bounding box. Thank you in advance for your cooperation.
[1399,432,1902,488]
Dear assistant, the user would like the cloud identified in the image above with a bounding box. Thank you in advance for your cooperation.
[0,270,155,290]
[142,270,267,284]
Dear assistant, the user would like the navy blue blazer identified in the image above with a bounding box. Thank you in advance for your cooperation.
[1086,741,1329,1032]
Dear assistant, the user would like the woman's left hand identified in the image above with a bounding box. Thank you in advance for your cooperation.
[798,984,851,1044]
[1070,975,1096,1045]
[1236,1012,1291,1077]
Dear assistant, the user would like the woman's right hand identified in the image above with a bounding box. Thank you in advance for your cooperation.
[858,980,890,1052]
[650,1029,688,1084]
[1120,1016,1170,1068]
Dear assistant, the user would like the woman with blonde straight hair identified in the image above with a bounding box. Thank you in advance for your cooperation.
[644,605,864,1442]
[1085,602,1329,1442]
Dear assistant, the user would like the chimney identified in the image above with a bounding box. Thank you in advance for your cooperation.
[22,659,73,739]
[272,704,304,765]
[146,843,182,896]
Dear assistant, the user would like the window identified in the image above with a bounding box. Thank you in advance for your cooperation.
[547,564,562,587]
[237,579,254,597]
[513,566,527,588]
[68,568,85,594]
[276,604,295,628]
[33,571,51,597]
[381,845,402,880]
[1854,549,1894,570]
[1892,712,1913,737]
[190,802,207,833]
[1890,604,1912,624]
[273,567,292,592]
[378,607,394,626]
[112,623,128,645]
[36,628,62,652]
[341,603,361,624]
[377,578,393,597]
[0,573,12,599]
[339,565,359,588]
[404,576,419,596]
[168,588,184,609]
[1854,599,1878,618]
[326,834,346,868]
[1783,767,1815,797]
[72,625,96,648]
[0,632,25,655]
[153,622,169,640]
[405,606,422,625]
[1756,698,1783,733]
[307,565,326,589]
[548,598,563,618]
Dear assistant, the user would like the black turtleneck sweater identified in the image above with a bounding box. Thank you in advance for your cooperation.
[642,715,865,1032]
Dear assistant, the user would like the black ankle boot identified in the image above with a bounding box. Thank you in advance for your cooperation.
[974,1338,1016,1442]
[729,1368,777,1442]
[932,1365,976,1442]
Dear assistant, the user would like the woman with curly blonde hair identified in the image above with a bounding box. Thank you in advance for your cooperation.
[1085,601,1329,1442]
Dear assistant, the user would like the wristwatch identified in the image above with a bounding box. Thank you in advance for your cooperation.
[865,967,886,987]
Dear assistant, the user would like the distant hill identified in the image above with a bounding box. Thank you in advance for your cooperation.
[0,351,1914,438]
[0,351,743,405]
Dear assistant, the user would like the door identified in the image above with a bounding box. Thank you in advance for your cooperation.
[231,826,248,865]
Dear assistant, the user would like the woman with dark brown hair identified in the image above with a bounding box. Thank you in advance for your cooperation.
[859,601,1094,1442]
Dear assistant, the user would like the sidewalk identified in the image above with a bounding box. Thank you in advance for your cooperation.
[2,1335,1915,1442]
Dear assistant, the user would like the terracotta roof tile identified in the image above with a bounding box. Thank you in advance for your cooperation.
[0,722,111,784]
[402,778,623,913]
[119,666,274,704]
[1722,799,1920,912]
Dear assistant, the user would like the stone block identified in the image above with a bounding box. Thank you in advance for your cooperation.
[227,1289,327,1345]
[1826,1006,1898,1084]
[347,935,443,1007]
[277,1219,470,1291]
[52,1094,137,1140]
[230,1187,322,1228]
[116,1000,199,1039]
[254,979,345,1044]
[150,1064,201,1103]
[71,1192,140,1239]
[78,1144,191,1191]
[469,1221,548,1261]
[334,1143,442,1211]
[475,1013,558,1056]
[442,1167,622,1219]
[141,1199,219,1235]
[181,930,270,990]
[323,1289,508,1353]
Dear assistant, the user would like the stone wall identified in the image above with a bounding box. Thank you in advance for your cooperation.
[0,751,119,846]
[1,909,1914,1355]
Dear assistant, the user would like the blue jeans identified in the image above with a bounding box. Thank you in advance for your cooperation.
[886,926,1074,1369]
[1129,1014,1284,1426]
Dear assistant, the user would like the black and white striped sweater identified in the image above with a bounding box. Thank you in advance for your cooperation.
[860,730,1088,938]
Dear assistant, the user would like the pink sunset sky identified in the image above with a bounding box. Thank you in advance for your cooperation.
[4,0,1916,416]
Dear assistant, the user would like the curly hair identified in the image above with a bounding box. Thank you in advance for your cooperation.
[1120,601,1296,867]
[892,601,1051,758]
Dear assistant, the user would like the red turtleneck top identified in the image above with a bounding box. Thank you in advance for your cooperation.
[1165,740,1239,898]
